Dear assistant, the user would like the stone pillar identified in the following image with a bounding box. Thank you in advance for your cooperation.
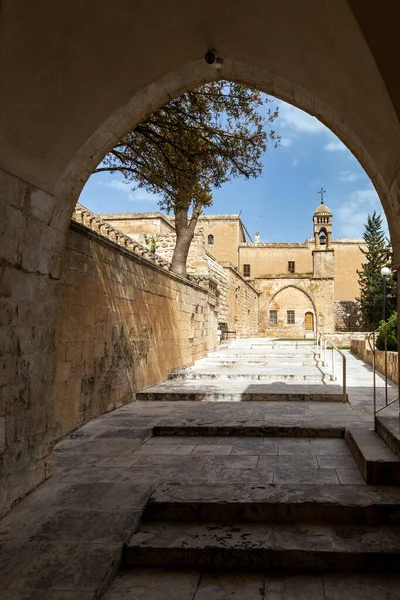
[327,231,332,248]
[312,249,335,332]
[0,167,70,518]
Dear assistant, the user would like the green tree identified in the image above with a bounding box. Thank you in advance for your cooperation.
[95,81,279,277]
[357,211,397,329]
[376,312,398,351]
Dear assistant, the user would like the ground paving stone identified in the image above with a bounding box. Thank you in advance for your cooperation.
[211,467,274,484]
[335,468,366,484]
[1,338,400,596]
[6,542,122,592]
[273,467,339,484]
[104,568,200,599]
[206,456,259,468]
[195,572,264,599]
[1,592,94,599]
[103,569,400,599]
[257,455,319,469]
[316,454,358,469]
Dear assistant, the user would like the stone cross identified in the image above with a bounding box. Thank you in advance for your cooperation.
[318,187,327,203]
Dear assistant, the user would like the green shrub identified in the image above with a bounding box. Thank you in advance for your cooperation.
[376,312,398,351]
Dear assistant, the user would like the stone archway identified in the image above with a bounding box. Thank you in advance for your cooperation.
[266,285,316,338]
[1,1,400,515]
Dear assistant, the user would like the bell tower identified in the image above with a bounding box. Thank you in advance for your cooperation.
[313,188,332,249]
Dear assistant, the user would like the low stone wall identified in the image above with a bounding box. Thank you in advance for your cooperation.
[351,338,399,384]
[54,222,216,440]
[326,332,368,348]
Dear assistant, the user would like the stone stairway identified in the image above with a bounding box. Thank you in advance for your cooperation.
[138,338,347,402]
[125,473,400,574]
[104,339,400,597]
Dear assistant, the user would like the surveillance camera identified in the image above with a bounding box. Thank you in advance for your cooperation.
[205,50,217,65]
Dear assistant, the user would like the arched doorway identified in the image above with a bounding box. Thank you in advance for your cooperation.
[266,286,316,338]
[1,2,400,514]
[305,311,314,331]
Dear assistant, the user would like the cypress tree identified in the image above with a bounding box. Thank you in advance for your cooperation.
[357,211,397,329]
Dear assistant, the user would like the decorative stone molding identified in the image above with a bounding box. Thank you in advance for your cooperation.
[72,203,171,271]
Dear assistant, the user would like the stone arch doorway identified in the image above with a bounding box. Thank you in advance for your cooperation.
[305,311,314,331]
[266,286,316,338]
[2,2,400,515]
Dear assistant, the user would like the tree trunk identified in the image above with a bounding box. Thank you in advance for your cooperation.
[170,206,199,277]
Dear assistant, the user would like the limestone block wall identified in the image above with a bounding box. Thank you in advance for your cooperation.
[143,229,259,336]
[221,264,259,336]
[256,275,334,337]
[0,168,72,519]
[54,221,215,440]
[239,243,313,278]
[205,254,229,325]
[351,338,399,384]
[334,300,365,331]
[325,332,368,348]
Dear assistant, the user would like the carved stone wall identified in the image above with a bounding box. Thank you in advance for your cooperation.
[54,221,215,441]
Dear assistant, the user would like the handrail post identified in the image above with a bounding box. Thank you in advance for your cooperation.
[373,330,376,416]
[384,324,388,407]
[331,345,335,381]
[343,354,346,402]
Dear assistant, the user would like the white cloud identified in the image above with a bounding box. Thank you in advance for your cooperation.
[277,102,326,135]
[98,179,160,203]
[280,137,293,147]
[324,140,347,152]
[336,187,387,238]
[339,171,360,183]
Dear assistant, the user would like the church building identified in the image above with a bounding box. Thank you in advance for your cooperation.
[100,200,366,337]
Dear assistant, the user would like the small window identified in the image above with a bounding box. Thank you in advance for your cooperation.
[243,264,251,277]
[287,310,295,324]
[288,261,295,273]
[269,310,277,324]
[208,234,214,245]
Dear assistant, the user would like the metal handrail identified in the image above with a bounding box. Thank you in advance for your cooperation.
[367,316,398,415]
[316,332,347,402]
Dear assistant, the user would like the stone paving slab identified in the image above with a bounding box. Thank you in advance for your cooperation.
[0,337,398,596]
[104,568,400,600]
[126,520,400,571]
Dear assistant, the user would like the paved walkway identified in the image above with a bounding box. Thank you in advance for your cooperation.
[0,339,399,598]
[139,338,398,413]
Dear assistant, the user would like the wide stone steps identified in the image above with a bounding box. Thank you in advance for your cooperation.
[126,520,400,572]
[201,358,317,365]
[144,482,400,525]
[137,380,345,403]
[168,369,324,382]
[152,425,345,437]
[345,428,400,485]
[376,415,400,458]
[212,352,317,358]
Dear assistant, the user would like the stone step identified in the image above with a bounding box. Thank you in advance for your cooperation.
[153,425,344,437]
[345,428,400,485]
[168,371,324,382]
[144,483,400,525]
[138,390,344,402]
[201,358,317,365]
[125,520,400,572]
[376,415,400,458]
[251,342,316,347]
[210,352,316,358]
[103,567,400,599]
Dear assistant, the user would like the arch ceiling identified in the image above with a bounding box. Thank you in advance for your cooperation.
[0,0,399,249]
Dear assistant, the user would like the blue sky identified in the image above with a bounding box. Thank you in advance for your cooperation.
[79,96,387,243]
